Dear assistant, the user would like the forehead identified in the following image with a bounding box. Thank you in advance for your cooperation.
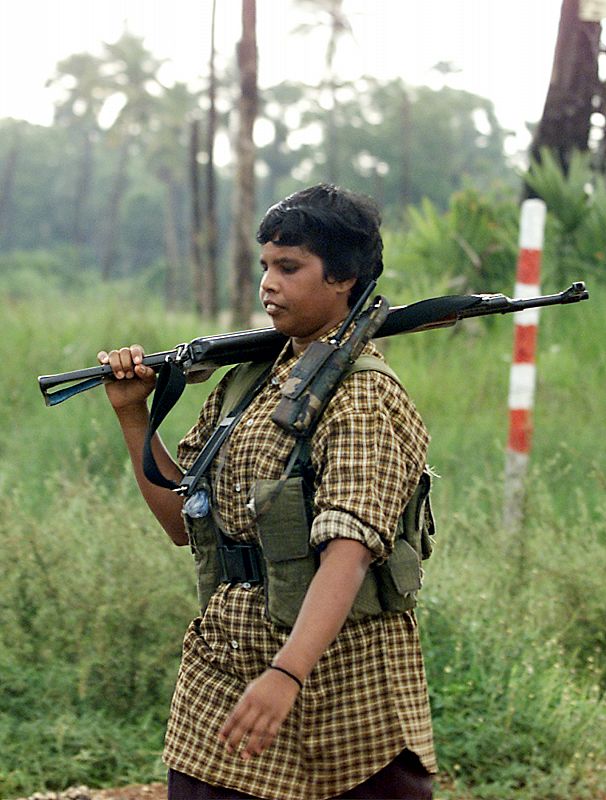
[260,241,318,262]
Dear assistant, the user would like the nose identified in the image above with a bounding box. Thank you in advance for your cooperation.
[260,265,277,294]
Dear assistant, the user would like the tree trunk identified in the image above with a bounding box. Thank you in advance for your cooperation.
[162,172,181,311]
[231,0,258,329]
[206,0,219,320]
[524,0,602,197]
[399,89,413,206]
[73,130,93,249]
[101,138,130,280]
[190,118,204,313]
[0,129,21,248]
[191,0,219,320]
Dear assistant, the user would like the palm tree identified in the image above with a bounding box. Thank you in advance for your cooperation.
[0,120,24,247]
[192,0,220,320]
[98,31,164,279]
[148,82,201,309]
[47,52,109,249]
[190,114,204,311]
[205,0,220,320]
[525,0,603,195]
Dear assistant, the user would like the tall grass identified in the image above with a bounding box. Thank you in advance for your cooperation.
[0,278,604,799]
[0,288,228,508]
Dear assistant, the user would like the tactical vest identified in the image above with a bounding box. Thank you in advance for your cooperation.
[183,355,436,629]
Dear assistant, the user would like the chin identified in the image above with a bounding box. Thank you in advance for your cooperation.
[268,316,295,337]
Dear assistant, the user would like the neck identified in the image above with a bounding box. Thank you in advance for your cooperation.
[290,318,348,357]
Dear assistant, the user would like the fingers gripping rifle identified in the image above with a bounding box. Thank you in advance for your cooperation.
[38,282,589,407]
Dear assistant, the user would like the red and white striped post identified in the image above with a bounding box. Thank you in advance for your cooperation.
[503,198,546,530]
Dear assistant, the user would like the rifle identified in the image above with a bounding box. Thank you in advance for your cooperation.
[38,281,589,407]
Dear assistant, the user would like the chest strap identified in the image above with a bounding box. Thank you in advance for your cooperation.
[178,361,272,498]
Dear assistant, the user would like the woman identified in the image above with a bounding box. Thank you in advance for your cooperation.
[99,184,436,799]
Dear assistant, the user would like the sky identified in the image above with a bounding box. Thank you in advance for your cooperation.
[0,0,567,151]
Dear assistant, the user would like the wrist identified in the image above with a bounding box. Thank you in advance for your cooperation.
[272,641,316,684]
[114,402,150,427]
[268,664,304,691]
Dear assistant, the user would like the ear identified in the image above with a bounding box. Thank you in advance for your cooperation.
[334,276,357,297]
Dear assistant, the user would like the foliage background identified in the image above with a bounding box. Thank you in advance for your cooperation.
[1,13,606,799]
[1,172,605,797]
[0,30,516,310]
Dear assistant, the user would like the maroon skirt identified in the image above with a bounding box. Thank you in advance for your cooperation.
[167,748,433,800]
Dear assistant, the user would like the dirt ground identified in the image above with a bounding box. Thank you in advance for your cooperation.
[13,780,467,800]
[89,785,166,800]
[18,780,464,800]
[16,779,606,800]
[14,784,167,800]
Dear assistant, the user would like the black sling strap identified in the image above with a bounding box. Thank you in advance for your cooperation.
[142,359,187,490]
[177,363,272,497]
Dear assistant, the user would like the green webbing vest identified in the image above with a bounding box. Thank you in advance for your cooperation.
[184,355,436,628]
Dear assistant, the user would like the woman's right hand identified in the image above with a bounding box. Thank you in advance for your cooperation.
[97,344,157,412]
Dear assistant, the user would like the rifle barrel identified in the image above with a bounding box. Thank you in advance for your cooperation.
[38,282,589,406]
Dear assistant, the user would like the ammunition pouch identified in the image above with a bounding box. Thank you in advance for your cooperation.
[374,470,434,613]
[184,469,434,629]
[184,510,222,614]
[253,469,435,629]
[254,476,318,628]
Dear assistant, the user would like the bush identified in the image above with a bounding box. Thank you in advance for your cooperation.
[0,247,98,298]
[0,471,194,797]
[382,186,519,301]
[524,148,606,287]
[419,466,606,799]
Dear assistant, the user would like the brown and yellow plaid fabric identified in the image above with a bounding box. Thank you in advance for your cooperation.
[163,336,437,800]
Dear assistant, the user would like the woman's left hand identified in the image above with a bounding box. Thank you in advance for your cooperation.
[219,668,300,760]
[219,540,371,760]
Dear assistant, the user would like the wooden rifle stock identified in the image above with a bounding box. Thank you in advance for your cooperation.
[38,282,589,407]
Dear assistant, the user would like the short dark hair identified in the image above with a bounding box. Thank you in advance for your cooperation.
[256,183,383,306]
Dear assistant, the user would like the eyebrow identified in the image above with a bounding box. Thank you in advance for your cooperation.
[259,256,304,266]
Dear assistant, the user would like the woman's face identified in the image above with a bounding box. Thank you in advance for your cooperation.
[259,241,355,354]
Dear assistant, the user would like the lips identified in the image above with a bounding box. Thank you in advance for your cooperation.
[263,298,286,315]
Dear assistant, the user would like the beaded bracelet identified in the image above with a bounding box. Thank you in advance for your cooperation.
[268,664,304,690]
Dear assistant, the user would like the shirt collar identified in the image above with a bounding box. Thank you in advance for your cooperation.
[270,322,345,381]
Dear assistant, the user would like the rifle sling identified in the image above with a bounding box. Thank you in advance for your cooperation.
[142,359,187,490]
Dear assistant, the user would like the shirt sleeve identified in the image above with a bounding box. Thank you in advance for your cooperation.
[309,369,429,563]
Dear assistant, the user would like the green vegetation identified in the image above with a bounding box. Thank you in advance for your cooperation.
[0,28,517,300]
[1,12,604,797]
[1,158,605,798]
[1,243,604,800]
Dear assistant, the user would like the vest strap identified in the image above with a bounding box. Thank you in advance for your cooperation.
[143,359,272,495]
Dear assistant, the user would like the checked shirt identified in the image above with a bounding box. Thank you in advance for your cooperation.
[163,334,437,800]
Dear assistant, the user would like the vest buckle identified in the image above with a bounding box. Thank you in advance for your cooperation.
[217,540,263,585]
